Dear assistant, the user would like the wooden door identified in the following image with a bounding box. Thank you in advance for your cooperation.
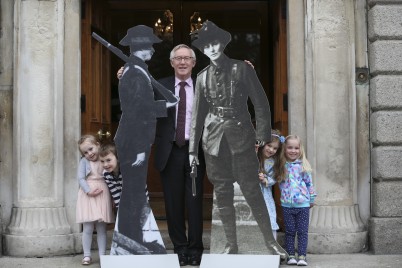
[272,0,288,135]
[271,0,288,229]
[81,0,112,142]
[81,0,287,222]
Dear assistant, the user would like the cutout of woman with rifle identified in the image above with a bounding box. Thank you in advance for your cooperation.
[189,21,288,261]
[93,25,178,255]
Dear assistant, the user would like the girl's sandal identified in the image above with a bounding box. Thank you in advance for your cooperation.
[82,256,92,265]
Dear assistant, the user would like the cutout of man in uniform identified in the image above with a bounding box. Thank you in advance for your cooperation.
[111,25,178,255]
[189,20,288,261]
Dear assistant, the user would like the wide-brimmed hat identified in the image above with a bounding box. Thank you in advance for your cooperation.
[191,20,231,51]
[119,25,162,47]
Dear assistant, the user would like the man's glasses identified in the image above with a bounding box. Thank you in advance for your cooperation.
[172,56,194,62]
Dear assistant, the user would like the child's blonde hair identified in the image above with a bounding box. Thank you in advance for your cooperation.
[257,129,283,173]
[274,135,312,182]
[78,134,99,155]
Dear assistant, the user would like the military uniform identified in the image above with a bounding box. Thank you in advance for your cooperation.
[190,20,287,260]
[189,53,282,253]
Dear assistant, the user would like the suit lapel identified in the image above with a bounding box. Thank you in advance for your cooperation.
[166,77,177,124]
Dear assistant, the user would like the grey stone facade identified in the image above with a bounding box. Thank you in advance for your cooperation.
[368,0,402,254]
[0,0,401,256]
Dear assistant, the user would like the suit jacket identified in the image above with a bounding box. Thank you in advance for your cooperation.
[153,75,197,171]
[189,55,271,157]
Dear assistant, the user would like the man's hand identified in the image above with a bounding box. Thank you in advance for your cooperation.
[117,66,124,79]
[132,152,146,166]
[189,154,199,165]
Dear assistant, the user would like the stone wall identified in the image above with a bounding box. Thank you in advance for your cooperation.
[368,0,402,254]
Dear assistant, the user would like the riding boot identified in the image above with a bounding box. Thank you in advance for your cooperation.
[218,206,238,254]
[251,205,288,260]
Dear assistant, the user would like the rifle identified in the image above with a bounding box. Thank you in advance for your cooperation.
[190,158,197,197]
[91,32,179,104]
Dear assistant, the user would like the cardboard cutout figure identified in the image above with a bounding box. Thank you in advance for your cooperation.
[189,20,288,261]
[102,25,178,255]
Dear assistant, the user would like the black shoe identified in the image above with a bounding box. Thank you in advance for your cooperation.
[188,253,202,266]
[222,243,238,254]
[178,253,188,266]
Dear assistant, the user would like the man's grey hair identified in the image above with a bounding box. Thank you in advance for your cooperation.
[169,44,196,61]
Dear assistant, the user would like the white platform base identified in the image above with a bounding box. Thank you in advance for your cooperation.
[101,254,180,268]
[200,254,280,268]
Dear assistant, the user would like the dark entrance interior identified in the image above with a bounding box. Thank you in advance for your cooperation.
[81,0,288,226]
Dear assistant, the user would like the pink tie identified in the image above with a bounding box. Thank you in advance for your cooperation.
[175,81,187,147]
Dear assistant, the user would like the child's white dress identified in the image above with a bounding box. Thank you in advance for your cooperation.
[76,160,114,223]
[260,158,279,230]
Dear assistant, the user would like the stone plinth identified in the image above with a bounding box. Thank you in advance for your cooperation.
[308,205,367,253]
[4,207,74,257]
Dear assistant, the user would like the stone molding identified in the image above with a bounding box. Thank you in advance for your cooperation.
[309,205,366,233]
[6,207,71,236]
[308,205,367,253]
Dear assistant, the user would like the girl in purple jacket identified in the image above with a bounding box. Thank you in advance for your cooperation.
[274,135,317,266]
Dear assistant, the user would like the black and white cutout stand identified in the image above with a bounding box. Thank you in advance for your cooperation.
[200,254,280,268]
[101,254,180,268]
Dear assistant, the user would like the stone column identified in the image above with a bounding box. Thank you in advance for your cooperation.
[288,0,367,253]
[3,0,74,257]
[0,0,15,256]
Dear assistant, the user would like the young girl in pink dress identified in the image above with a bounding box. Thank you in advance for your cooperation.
[76,135,114,265]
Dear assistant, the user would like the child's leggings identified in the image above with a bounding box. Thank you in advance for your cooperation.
[282,207,310,257]
[82,221,107,257]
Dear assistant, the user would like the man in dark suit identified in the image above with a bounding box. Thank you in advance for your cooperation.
[154,44,206,266]
[189,21,288,261]
[118,44,206,265]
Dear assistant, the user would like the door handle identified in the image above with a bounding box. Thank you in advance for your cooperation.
[97,129,111,140]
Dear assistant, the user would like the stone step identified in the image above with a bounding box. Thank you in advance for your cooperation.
[100,220,211,251]
[158,220,212,250]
